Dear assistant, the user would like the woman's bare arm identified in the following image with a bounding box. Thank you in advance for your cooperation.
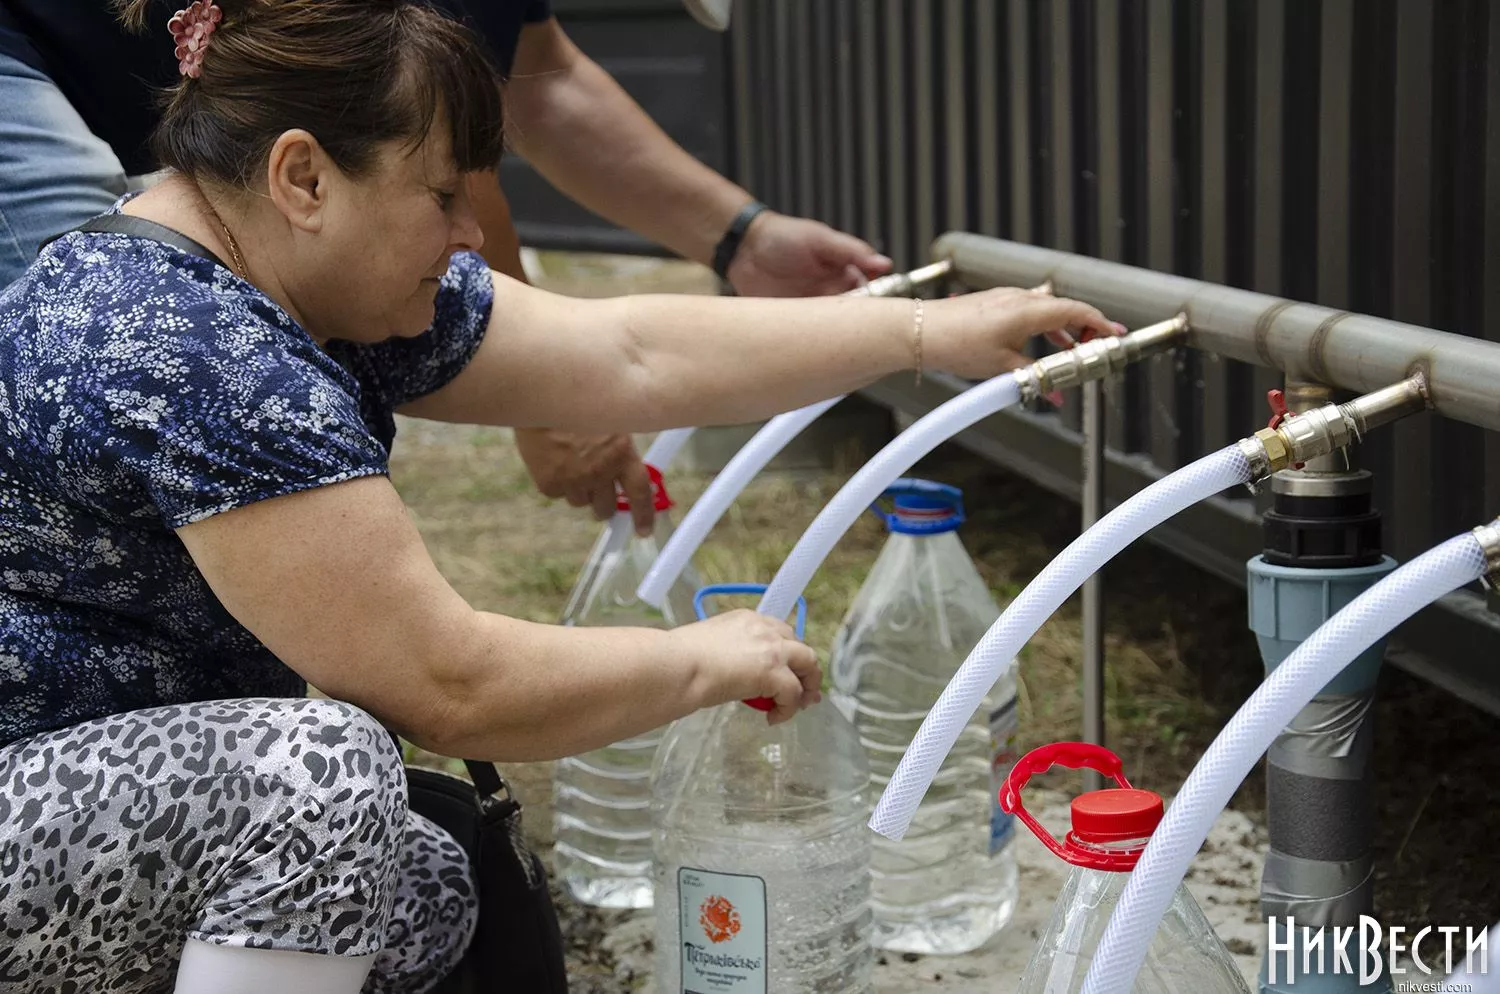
[175,474,818,761]
[399,275,1116,432]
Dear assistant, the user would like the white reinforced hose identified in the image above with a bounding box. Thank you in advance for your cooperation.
[868,443,1253,841]
[636,397,844,608]
[642,427,696,473]
[601,427,698,554]
[1079,533,1490,994]
[756,374,1025,622]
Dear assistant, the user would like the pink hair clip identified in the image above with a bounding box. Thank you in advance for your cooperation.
[168,1,224,79]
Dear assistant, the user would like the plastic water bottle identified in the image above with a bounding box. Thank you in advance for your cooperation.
[1004,742,1252,994]
[827,479,1019,954]
[652,584,873,994]
[554,465,701,909]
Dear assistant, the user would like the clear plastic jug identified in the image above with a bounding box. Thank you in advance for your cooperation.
[1004,742,1251,994]
[554,464,701,909]
[828,478,1019,954]
[652,584,873,994]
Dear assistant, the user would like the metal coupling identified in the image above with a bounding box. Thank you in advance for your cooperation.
[1278,403,1356,463]
[842,258,955,298]
[1476,517,1500,592]
[1237,431,1280,483]
[1240,373,1431,485]
[1012,312,1189,404]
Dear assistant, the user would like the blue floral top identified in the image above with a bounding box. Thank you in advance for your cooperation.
[0,206,492,747]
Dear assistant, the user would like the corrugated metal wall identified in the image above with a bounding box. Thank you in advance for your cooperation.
[725,0,1500,569]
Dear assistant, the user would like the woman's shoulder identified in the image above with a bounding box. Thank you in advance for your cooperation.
[6,223,330,376]
[2,226,364,446]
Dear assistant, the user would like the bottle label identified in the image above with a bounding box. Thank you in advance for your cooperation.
[678,866,768,993]
[988,696,1020,856]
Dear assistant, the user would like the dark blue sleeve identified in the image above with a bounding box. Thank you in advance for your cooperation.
[93,334,391,529]
[339,250,494,411]
[32,251,395,528]
[426,0,551,74]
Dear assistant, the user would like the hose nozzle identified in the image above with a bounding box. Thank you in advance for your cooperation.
[1013,313,1190,404]
[1475,517,1500,592]
[843,259,955,298]
[1238,373,1430,483]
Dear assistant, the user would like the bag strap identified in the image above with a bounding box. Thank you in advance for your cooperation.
[40,214,231,272]
[465,759,508,799]
[385,727,510,800]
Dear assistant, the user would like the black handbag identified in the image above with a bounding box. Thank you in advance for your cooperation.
[406,759,570,993]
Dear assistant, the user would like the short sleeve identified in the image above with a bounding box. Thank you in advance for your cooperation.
[38,259,393,529]
[426,0,550,75]
[330,250,493,411]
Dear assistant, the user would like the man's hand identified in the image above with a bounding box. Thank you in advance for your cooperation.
[726,211,893,297]
[512,428,658,534]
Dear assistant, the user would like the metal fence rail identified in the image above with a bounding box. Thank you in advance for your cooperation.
[725,0,1500,710]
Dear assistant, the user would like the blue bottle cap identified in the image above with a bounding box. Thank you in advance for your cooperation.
[874,478,965,535]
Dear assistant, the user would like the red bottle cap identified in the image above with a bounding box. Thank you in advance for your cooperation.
[617,463,674,513]
[1070,788,1164,845]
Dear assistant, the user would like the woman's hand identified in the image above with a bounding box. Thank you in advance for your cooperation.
[922,286,1126,380]
[674,610,822,725]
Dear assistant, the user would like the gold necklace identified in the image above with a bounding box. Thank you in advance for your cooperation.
[206,206,249,279]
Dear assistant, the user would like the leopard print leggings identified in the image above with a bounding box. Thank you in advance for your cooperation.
[0,698,478,993]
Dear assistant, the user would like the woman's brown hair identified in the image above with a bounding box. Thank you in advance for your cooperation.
[116,0,506,188]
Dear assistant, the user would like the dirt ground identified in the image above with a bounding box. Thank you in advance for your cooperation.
[389,252,1500,992]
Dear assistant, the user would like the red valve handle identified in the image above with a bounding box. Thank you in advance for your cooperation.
[1266,389,1292,430]
[1265,390,1306,469]
[1000,742,1141,871]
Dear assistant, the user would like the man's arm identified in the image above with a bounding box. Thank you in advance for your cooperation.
[504,18,891,295]
[467,169,529,281]
[505,19,749,267]
[465,172,648,525]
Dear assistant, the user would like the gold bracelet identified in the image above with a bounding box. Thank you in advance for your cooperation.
[912,298,925,387]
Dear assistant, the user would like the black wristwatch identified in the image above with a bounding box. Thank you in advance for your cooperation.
[711,200,770,281]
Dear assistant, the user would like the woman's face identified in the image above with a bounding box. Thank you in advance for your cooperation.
[295,132,485,345]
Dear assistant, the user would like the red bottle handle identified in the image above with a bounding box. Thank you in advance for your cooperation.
[617,463,674,513]
[999,742,1142,871]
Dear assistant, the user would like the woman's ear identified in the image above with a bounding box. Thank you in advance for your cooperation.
[265,129,330,233]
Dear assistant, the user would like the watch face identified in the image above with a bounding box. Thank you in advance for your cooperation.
[682,0,732,31]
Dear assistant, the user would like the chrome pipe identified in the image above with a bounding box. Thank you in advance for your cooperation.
[934,232,1500,432]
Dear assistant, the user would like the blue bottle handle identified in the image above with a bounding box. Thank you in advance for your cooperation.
[693,583,807,639]
[868,477,966,531]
